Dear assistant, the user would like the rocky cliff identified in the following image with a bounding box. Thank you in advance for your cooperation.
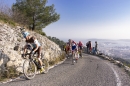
[0,22,63,73]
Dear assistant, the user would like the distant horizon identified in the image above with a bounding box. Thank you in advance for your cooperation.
[57,37,130,43]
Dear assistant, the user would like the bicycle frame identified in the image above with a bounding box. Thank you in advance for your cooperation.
[72,49,78,65]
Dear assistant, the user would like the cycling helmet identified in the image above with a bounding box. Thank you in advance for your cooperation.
[22,31,29,38]
[68,39,72,42]
[72,41,76,43]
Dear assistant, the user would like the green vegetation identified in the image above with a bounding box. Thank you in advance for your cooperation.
[0,13,15,26]
[113,57,130,67]
[0,0,60,36]
[49,52,65,66]
[47,36,66,50]
[0,66,20,81]
[12,0,60,31]
[34,29,46,36]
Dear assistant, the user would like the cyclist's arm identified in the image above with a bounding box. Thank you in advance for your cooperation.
[23,43,29,54]
[33,44,38,52]
[32,39,40,52]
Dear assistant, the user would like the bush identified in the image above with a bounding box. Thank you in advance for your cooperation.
[49,53,65,66]
[47,36,66,50]
[34,29,46,36]
[0,66,19,81]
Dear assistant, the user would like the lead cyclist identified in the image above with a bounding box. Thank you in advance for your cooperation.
[21,29,44,73]
[78,41,83,57]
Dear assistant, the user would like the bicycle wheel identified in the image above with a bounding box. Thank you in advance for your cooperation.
[42,59,49,73]
[72,52,75,65]
[23,59,37,79]
[80,50,83,58]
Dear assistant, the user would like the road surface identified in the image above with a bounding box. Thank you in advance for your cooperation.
[1,54,130,86]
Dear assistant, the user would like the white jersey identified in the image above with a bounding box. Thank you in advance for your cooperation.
[32,39,41,48]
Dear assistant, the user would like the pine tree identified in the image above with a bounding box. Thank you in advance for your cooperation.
[12,0,60,31]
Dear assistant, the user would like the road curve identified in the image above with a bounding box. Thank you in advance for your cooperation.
[1,54,130,86]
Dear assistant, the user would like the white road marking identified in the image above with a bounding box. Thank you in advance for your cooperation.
[106,63,122,86]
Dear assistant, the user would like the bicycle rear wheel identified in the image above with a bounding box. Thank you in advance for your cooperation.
[42,59,49,73]
[80,50,83,58]
[23,59,37,79]
[72,53,75,65]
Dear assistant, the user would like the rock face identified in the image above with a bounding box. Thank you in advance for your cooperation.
[0,23,62,72]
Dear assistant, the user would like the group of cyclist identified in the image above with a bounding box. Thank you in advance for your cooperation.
[64,39,83,60]
[64,39,98,60]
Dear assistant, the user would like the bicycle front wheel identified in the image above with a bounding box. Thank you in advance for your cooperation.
[80,50,83,58]
[23,59,37,80]
[72,52,75,65]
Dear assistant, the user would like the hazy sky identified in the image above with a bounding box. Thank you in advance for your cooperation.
[3,0,130,40]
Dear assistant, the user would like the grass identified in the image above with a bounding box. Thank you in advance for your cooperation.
[0,66,20,82]
[49,52,65,66]
[127,71,130,76]
[0,14,16,27]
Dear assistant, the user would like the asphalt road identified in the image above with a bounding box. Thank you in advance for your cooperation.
[1,54,130,86]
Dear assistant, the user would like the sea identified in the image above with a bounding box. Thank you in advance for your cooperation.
[84,39,130,62]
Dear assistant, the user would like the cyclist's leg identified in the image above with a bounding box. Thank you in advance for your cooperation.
[37,46,43,66]
[75,50,78,63]
[67,49,69,58]
[22,47,26,58]
[72,50,74,58]
[73,49,78,63]
[72,46,77,60]
[71,50,75,64]
[37,46,45,73]
[80,47,83,57]
[78,47,81,57]
[23,45,28,54]
[65,46,68,57]
[75,50,78,59]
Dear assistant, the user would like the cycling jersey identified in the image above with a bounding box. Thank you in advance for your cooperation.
[78,41,83,50]
[71,41,77,51]
[32,39,41,48]
[78,41,83,47]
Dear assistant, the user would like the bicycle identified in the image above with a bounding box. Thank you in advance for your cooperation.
[79,49,83,58]
[72,49,78,65]
[23,45,49,80]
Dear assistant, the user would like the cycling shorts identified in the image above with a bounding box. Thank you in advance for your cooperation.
[79,46,83,50]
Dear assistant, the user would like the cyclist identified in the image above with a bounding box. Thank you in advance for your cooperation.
[22,31,44,73]
[95,41,98,54]
[71,40,77,54]
[78,41,83,57]
[65,42,70,58]
[75,43,79,59]
[68,39,77,53]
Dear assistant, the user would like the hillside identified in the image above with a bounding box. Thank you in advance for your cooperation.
[0,22,64,78]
